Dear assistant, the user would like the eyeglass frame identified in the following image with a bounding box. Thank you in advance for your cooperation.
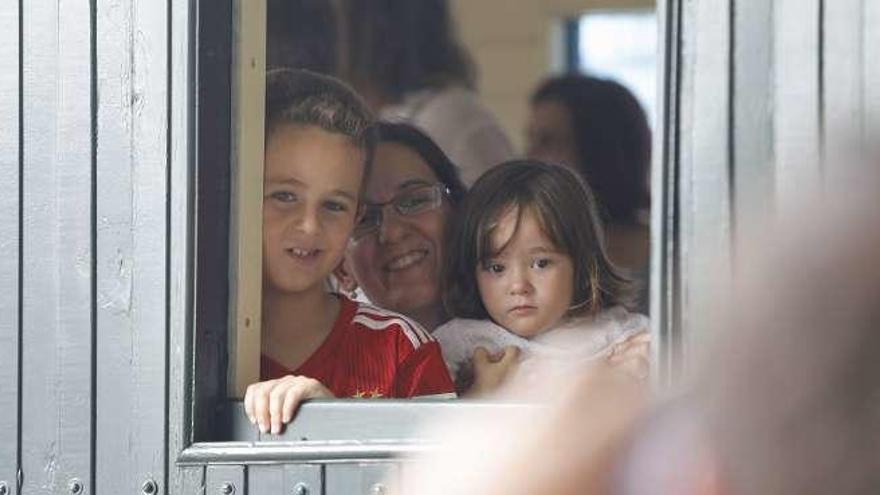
[351,182,451,241]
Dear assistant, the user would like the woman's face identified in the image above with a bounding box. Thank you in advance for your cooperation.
[525,100,580,170]
[344,142,450,324]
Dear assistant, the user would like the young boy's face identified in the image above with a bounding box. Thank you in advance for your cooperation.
[263,124,365,295]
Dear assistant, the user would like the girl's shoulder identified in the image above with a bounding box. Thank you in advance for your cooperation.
[553,306,648,339]
[599,305,649,329]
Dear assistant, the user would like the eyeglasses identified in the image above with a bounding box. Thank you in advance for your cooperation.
[352,183,449,241]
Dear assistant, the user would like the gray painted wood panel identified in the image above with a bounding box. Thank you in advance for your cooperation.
[732,0,775,229]
[823,0,865,184]
[773,0,822,211]
[248,465,321,495]
[650,0,683,384]
[677,0,732,359]
[167,0,195,490]
[95,0,169,492]
[205,466,245,495]
[326,464,398,495]
[864,0,880,141]
[0,0,20,491]
[176,467,206,495]
[20,1,94,494]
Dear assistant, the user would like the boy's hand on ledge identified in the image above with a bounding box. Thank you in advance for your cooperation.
[244,375,335,434]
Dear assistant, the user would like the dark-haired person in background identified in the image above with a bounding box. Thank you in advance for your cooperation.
[526,74,652,312]
[337,0,514,186]
[266,0,337,74]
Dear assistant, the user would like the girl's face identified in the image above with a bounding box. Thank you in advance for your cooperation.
[525,100,580,171]
[344,142,450,325]
[476,205,574,338]
[263,124,364,296]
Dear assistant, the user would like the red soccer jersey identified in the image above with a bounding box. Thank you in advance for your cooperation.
[261,296,455,399]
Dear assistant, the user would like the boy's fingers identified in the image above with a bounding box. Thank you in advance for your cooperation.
[281,385,305,424]
[269,377,296,434]
[243,383,256,423]
[252,382,272,433]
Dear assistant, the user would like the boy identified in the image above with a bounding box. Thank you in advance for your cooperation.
[245,69,455,435]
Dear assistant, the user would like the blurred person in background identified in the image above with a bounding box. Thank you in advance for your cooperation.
[337,0,514,186]
[266,0,337,73]
[527,75,651,312]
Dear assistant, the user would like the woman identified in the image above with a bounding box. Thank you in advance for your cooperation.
[336,122,467,332]
[527,74,652,311]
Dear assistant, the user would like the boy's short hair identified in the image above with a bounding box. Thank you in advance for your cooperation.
[266,68,377,180]
[443,160,634,319]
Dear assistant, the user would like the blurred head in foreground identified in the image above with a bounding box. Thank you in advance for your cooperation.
[394,145,880,495]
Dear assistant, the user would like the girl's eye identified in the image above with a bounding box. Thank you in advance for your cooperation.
[270,191,297,203]
[532,258,553,269]
[483,262,505,274]
[323,200,348,213]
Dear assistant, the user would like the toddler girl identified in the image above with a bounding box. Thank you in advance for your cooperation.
[435,160,649,394]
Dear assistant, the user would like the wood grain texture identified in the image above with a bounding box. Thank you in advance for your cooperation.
[0,0,20,491]
[167,0,196,490]
[20,0,94,493]
[227,0,265,399]
[94,0,169,491]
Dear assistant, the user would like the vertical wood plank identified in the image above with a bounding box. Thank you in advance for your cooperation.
[823,0,864,184]
[864,0,880,141]
[248,465,321,495]
[773,0,822,210]
[651,0,683,385]
[177,467,206,495]
[677,0,732,361]
[732,0,775,228]
[193,0,233,442]
[227,0,266,399]
[0,0,20,491]
[94,0,168,492]
[326,464,399,495]
[205,466,246,495]
[167,0,196,488]
[20,0,94,493]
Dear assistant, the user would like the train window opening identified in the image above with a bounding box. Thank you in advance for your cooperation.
[192,0,665,448]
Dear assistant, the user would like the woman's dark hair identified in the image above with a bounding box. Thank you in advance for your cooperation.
[531,74,651,224]
[341,0,476,101]
[266,68,377,180]
[444,160,633,320]
[376,122,467,205]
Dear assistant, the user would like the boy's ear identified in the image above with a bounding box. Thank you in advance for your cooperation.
[333,258,359,294]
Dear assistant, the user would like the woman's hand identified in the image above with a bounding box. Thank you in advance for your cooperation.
[243,375,334,434]
[468,345,520,396]
[606,332,651,382]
